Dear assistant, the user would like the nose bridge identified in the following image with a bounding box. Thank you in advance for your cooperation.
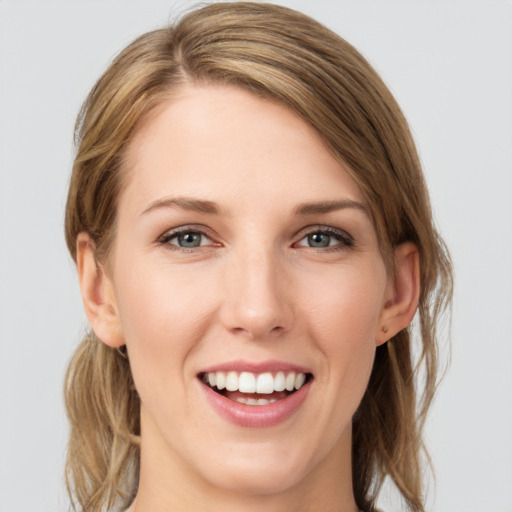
[221,241,293,339]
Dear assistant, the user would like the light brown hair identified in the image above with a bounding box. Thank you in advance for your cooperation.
[64,3,453,511]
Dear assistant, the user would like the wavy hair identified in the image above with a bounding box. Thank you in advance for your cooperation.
[64,3,453,511]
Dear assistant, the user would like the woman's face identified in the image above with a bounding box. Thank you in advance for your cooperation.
[102,85,392,497]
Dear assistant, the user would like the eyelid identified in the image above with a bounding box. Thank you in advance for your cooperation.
[156,223,354,251]
[293,225,355,248]
[157,224,220,247]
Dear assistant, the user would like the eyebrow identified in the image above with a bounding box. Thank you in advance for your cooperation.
[141,196,369,218]
[293,199,370,216]
[141,197,221,216]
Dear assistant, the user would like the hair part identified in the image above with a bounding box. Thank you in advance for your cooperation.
[64,3,453,511]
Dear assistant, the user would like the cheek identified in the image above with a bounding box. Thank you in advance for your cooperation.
[298,261,386,403]
[112,258,219,393]
[115,249,218,334]
[301,262,386,349]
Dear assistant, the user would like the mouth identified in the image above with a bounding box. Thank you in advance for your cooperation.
[198,370,314,406]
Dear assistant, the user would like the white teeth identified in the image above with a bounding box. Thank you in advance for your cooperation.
[257,398,276,405]
[225,371,238,392]
[239,372,256,393]
[274,371,286,392]
[285,372,296,391]
[256,372,274,394]
[234,397,277,406]
[203,370,308,394]
[216,372,226,390]
[294,373,306,390]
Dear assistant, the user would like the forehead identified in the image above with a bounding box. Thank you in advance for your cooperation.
[121,84,365,214]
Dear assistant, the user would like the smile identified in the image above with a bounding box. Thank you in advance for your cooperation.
[200,370,310,405]
[198,364,314,427]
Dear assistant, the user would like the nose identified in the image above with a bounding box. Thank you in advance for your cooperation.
[219,246,294,340]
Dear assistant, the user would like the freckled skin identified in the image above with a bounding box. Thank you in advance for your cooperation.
[106,85,391,512]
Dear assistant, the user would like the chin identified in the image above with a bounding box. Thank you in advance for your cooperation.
[205,461,307,496]
[193,438,324,497]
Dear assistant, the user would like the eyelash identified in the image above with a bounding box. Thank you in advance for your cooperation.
[294,226,355,251]
[157,225,219,253]
[157,225,355,252]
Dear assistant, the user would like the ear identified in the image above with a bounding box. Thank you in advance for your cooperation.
[76,232,125,348]
[376,242,420,346]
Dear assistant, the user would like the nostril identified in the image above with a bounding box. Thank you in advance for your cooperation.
[228,323,286,340]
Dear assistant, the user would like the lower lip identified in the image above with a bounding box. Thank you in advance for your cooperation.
[201,380,312,428]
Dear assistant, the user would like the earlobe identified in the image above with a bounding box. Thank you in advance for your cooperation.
[76,232,125,348]
[376,242,420,346]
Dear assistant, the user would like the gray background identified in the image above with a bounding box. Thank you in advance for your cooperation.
[1,0,511,510]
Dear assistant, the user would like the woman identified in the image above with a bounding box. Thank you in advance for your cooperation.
[64,2,453,511]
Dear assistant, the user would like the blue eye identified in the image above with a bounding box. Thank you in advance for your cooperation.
[174,232,204,248]
[159,229,212,249]
[296,228,354,249]
[306,232,332,248]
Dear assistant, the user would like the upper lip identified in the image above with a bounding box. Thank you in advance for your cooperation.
[198,359,312,375]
